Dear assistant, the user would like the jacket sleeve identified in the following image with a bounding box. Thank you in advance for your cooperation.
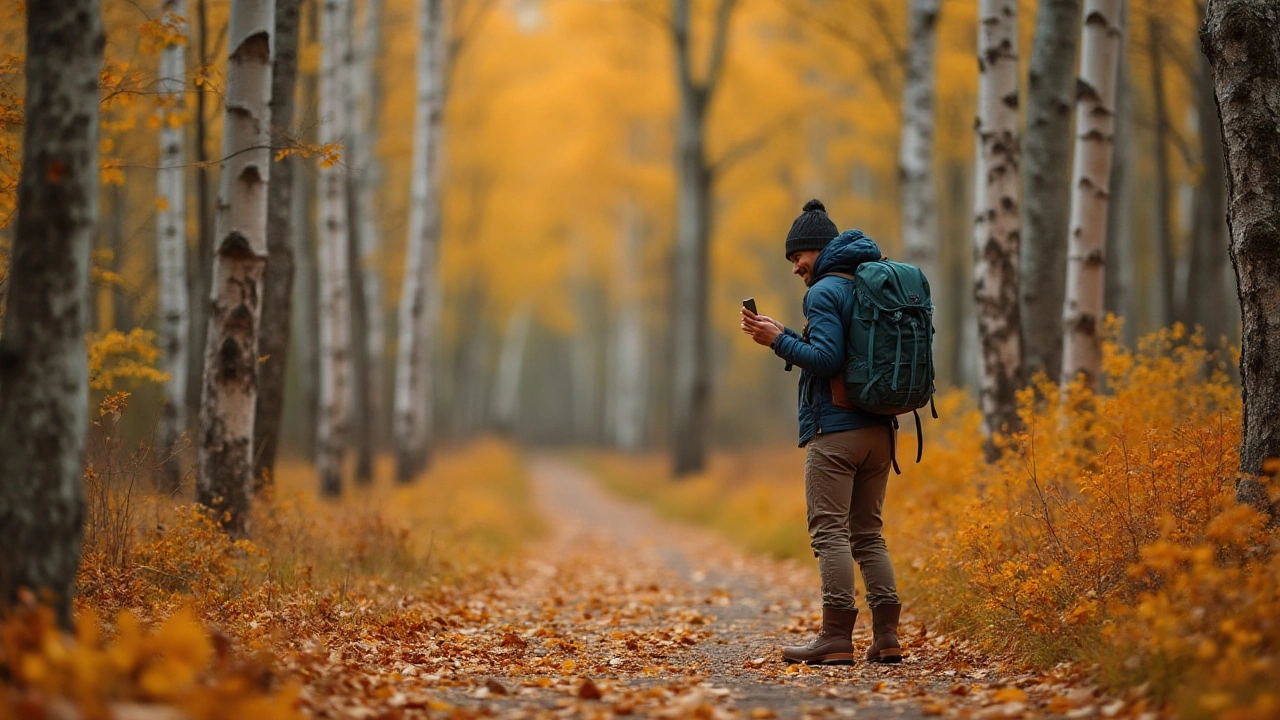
[771,283,845,379]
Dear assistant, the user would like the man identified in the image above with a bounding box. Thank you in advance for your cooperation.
[739,199,902,665]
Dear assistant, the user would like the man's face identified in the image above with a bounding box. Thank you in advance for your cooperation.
[788,249,821,286]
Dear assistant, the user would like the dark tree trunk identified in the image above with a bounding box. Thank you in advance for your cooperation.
[1019,0,1080,383]
[669,0,736,477]
[347,184,374,483]
[1189,1,1229,347]
[1105,25,1134,344]
[1201,0,1280,516]
[1148,16,1178,328]
[253,0,302,489]
[0,0,102,628]
[188,0,216,427]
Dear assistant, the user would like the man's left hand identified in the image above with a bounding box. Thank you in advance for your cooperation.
[741,307,783,348]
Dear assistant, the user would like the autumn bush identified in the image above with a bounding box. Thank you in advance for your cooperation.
[592,326,1278,718]
[8,381,542,716]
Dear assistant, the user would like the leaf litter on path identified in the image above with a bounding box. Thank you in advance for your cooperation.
[271,458,1132,719]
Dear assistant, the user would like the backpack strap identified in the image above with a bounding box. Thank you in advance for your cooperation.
[888,417,902,475]
[913,408,924,464]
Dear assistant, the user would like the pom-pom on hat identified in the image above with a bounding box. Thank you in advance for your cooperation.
[784,199,839,259]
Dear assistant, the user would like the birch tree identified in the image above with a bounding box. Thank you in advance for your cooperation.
[612,202,647,453]
[157,0,190,492]
[349,0,385,483]
[187,0,216,424]
[491,306,533,431]
[316,0,353,497]
[1060,0,1124,389]
[1200,0,1280,515]
[899,0,941,284]
[253,0,302,486]
[669,0,738,477]
[197,0,274,534]
[0,0,103,627]
[1019,0,1080,382]
[972,0,1023,457]
[394,0,445,482]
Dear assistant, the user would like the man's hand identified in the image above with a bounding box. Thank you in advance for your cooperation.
[741,306,783,348]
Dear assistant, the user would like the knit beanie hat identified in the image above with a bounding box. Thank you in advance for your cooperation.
[784,199,839,259]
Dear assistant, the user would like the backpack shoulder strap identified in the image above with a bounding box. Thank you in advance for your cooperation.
[822,272,856,281]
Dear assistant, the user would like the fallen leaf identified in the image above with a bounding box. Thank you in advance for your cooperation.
[484,678,509,696]
[577,678,602,700]
[750,709,777,719]
[991,687,1027,703]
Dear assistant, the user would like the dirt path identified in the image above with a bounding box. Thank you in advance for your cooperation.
[296,457,1088,719]
[426,457,1059,720]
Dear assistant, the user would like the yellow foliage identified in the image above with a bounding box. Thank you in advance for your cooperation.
[592,329,1273,717]
[0,602,303,719]
[87,328,169,390]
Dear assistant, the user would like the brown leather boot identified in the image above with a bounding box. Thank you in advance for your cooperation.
[781,606,858,665]
[864,603,902,663]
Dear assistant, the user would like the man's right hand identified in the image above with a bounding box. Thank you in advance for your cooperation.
[741,307,784,347]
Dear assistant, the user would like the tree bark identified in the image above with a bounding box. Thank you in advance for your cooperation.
[670,0,736,477]
[394,0,445,482]
[158,0,190,493]
[1061,0,1124,390]
[1201,0,1280,514]
[253,0,301,488]
[188,0,216,428]
[1189,1,1229,346]
[899,0,941,284]
[972,0,1023,458]
[316,0,353,497]
[1020,0,1080,382]
[1147,15,1177,328]
[612,202,647,452]
[0,0,102,627]
[197,0,274,535]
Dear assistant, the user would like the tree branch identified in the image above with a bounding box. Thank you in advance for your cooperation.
[702,0,740,94]
[778,0,900,103]
[709,107,803,178]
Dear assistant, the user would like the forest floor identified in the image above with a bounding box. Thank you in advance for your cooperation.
[294,458,1107,720]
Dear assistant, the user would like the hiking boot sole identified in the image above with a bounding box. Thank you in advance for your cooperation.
[782,653,857,666]
[867,650,902,664]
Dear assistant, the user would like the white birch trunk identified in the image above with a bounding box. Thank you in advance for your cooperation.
[157,0,189,492]
[316,0,353,497]
[612,202,647,452]
[1060,0,1124,389]
[0,0,102,626]
[394,0,444,482]
[491,306,533,431]
[358,0,385,417]
[899,0,941,283]
[197,0,273,534]
[972,0,1023,457]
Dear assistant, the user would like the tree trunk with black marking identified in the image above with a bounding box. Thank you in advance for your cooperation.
[197,0,274,534]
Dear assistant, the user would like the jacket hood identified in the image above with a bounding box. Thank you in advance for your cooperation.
[810,229,882,285]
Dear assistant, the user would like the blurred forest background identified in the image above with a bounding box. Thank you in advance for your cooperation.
[0,0,1236,485]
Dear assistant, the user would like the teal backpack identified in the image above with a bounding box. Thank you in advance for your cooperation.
[826,260,937,473]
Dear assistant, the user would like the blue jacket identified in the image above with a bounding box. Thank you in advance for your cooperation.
[771,230,892,446]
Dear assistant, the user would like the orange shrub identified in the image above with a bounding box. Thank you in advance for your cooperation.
[591,326,1277,717]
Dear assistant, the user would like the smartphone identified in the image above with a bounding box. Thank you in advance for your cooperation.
[742,298,758,315]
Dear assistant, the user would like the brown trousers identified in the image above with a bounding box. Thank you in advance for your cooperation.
[803,425,899,609]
